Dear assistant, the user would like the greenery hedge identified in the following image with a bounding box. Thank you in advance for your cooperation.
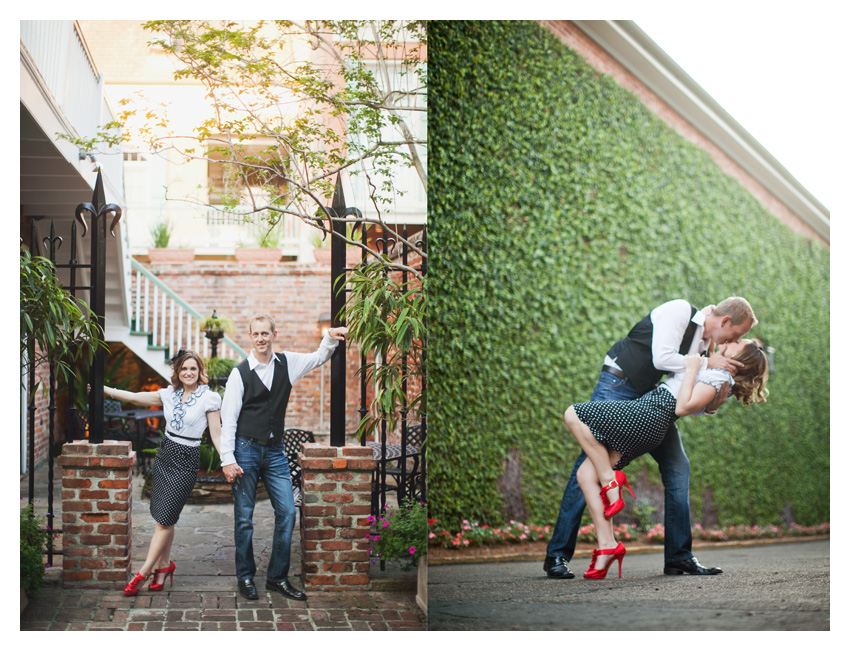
[427,20,829,532]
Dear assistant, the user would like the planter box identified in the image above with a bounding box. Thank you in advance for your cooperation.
[148,248,195,264]
[235,247,282,263]
[312,247,331,264]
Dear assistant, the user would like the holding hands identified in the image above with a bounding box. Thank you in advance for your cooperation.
[222,462,244,483]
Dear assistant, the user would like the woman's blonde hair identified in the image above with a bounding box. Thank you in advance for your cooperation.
[170,350,209,390]
[730,341,769,406]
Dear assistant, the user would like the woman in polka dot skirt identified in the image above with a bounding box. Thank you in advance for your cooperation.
[564,339,769,579]
[96,350,224,595]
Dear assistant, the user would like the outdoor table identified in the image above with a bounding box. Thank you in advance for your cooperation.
[116,409,164,468]
[365,441,420,460]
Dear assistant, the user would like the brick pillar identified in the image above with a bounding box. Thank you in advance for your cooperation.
[57,440,135,589]
[299,443,376,591]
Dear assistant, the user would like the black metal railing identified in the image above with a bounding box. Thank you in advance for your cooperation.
[23,170,120,567]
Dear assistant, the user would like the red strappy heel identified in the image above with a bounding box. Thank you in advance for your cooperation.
[583,542,627,579]
[600,470,636,519]
[123,572,150,596]
[149,560,176,591]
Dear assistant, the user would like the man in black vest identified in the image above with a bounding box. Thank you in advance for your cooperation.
[220,314,348,601]
[544,297,756,579]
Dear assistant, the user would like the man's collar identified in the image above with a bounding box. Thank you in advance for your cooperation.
[247,350,280,369]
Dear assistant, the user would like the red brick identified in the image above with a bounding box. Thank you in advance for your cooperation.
[320,541,352,551]
[341,505,372,515]
[97,501,130,511]
[342,446,373,457]
[98,524,131,535]
[303,505,335,517]
[304,575,336,586]
[81,534,112,545]
[325,517,352,527]
[322,493,353,504]
[332,459,348,469]
[57,456,91,468]
[301,459,334,470]
[81,513,110,523]
[102,457,134,468]
[62,444,94,455]
[97,443,133,455]
[302,445,338,458]
[339,574,370,585]
[346,459,376,470]
[99,479,131,489]
[341,482,372,492]
[303,529,336,540]
[79,489,110,499]
[64,478,92,489]
[81,559,109,570]
[322,562,352,573]
[80,469,110,478]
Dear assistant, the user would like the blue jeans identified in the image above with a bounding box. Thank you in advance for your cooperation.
[232,436,297,582]
[546,371,694,563]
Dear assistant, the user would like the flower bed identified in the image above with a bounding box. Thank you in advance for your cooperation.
[428,519,830,548]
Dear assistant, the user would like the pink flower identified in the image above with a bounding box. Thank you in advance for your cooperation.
[429,532,436,539]
[409,546,416,554]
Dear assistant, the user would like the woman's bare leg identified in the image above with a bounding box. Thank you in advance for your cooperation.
[565,406,621,502]
[575,449,623,570]
[139,523,175,581]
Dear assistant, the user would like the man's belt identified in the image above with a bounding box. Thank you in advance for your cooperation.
[601,365,627,380]
[239,433,282,447]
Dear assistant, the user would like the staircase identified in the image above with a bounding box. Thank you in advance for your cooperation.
[123,259,247,379]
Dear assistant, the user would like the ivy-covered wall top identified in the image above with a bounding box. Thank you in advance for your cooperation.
[427,21,829,531]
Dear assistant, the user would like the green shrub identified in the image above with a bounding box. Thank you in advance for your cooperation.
[428,20,829,531]
[20,504,49,597]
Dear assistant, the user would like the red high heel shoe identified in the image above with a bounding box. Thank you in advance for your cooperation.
[600,470,636,519]
[583,542,627,579]
[148,560,176,592]
[123,572,150,596]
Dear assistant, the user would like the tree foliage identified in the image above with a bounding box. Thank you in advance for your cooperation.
[20,250,108,395]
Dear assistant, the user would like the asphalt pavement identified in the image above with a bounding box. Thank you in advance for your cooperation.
[428,539,829,631]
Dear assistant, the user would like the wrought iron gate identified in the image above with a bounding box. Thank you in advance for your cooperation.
[22,171,120,567]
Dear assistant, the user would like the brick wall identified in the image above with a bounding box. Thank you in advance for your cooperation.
[299,443,376,590]
[58,441,135,589]
[142,258,362,438]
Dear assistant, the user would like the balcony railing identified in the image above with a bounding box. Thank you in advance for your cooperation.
[130,259,247,362]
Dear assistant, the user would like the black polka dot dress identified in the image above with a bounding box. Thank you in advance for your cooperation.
[573,368,733,470]
[574,387,677,470]
[150,385,221,526]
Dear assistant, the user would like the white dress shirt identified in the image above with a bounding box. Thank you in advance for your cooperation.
[604,299,711,374]
[219,333,339,466]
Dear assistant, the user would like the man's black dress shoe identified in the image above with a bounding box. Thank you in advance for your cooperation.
[543,555,575,579]
[664,556,723,575]
[238,579,259,600]
[266,578,307,601]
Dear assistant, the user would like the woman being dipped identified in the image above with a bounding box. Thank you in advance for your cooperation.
[564,340,769,579]
[96,350,223,595]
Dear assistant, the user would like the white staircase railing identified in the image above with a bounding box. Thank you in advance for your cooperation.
[130,259,248,363]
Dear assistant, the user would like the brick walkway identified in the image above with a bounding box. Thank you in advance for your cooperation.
[21,462,425,631]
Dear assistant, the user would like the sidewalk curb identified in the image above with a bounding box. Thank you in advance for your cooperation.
[427,534,830,565]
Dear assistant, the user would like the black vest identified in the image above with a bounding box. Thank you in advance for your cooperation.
[235,353,293,441]
[606,305,699,394]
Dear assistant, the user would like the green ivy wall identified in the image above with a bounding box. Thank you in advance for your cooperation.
[428,21,829,531]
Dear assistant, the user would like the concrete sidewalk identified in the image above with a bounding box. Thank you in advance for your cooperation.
[429,538,829,631]
[21,463,425,631]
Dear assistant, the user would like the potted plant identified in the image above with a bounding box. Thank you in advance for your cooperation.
[147,217,194,263]
[235,221,282,263]
[310,231,332,264]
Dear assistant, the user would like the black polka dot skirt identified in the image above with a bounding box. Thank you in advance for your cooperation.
[573,386,678,470]
[149,436,200,526]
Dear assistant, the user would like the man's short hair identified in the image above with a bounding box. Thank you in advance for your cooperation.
[248,314,277,333]
[715,297,758,327]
